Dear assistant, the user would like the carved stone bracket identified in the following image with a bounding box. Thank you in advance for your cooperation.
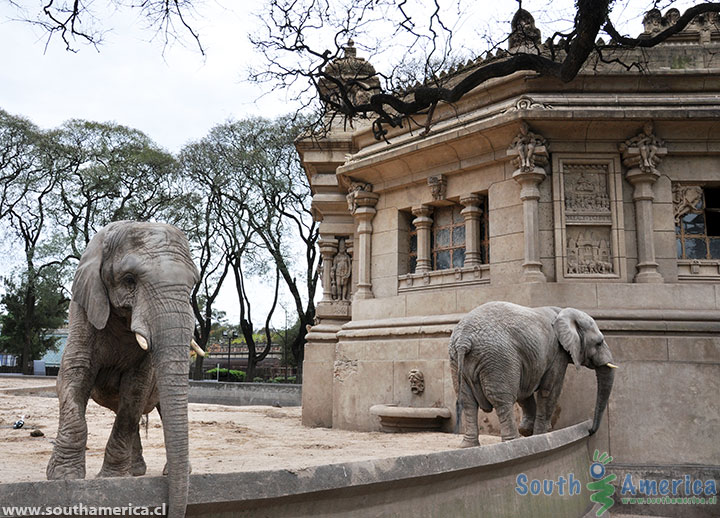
[507,122,549,173]
[619,122,667,175]
[346,180,374,213]
[428,175,447,201]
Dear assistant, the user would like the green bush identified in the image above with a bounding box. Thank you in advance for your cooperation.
[206,368,246,382]
[252,377,264,383]
[272,376,297,384]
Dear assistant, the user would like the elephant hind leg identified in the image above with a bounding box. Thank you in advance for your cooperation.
[518,395,536,437]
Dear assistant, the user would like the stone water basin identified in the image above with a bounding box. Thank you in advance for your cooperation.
[370,404,452,432]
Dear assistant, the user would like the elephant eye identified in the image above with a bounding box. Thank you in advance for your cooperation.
[122,274,137,289]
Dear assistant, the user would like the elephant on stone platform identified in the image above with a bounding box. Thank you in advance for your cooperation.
[449,301,617,446]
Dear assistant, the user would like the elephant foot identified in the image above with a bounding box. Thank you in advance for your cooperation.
[47,455,86,480]
[130,457,147,477]
[501,433,521,442]
[459,437,480,448]
[97,466,129,478]
[518,421,534,437]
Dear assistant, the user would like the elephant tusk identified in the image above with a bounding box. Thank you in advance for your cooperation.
[136,333,149,351]
[606,363,619,369]
[190,339,206,357]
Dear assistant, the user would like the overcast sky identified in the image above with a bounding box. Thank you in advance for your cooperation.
[0,0,690,326]
[0,0,291,153]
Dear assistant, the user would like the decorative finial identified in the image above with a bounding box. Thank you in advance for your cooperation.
[344,39,357,58]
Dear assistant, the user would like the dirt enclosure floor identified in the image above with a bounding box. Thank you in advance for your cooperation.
[0,376,500,484]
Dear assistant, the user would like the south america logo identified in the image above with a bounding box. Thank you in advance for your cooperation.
[588,450,616,516]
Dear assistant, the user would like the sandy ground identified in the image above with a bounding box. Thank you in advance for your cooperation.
[0,376,500,484]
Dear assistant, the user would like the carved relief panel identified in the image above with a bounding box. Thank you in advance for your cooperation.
[553,156,627,281]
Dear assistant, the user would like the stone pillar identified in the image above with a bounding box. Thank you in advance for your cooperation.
[318,237,338,302]
[507,122,549,283]
[620,122,667,283]
[411,205,433,273]
[460,194,483,267]
[347,182,379,300]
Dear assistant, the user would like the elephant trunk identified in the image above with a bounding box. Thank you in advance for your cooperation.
[589,365,615,435]
[150,310,192,518]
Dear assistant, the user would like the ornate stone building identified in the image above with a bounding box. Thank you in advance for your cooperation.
[296,9,720,489]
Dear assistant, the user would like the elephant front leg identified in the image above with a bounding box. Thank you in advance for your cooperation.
[534,364,566,435]
[47,313,95,480]
[47,372,93,480]
[98,359,153,477]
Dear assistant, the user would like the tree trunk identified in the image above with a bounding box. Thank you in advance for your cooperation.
[192,354,205,380]
[22,286,36,375]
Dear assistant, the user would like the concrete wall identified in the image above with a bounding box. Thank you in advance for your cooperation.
[188,381,301,407]
[0,422,598,518]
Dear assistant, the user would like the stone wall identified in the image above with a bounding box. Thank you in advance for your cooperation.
[188,381,301,407]
[0,421,598,518]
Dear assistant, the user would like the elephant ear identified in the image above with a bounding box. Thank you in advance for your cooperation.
[554,308,583,370]
[72,227,111,330]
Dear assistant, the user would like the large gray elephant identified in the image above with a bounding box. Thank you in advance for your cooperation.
[449,301,617,446]
[47,221,199,518]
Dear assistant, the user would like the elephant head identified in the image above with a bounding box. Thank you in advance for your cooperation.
[73,221,198,518]
[554,308,618,435]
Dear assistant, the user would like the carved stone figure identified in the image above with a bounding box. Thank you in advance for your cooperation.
[619,122,665,173]
[331,238,352,301]
[346,180,373,212]
[509,122,547,171]
[46,221,200,518]
[408,369,425,395]
[427,175,447,201]
[449,302,617,446]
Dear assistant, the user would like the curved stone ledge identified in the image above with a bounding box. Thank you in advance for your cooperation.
[0,420,595,518]
[337,307,720,340]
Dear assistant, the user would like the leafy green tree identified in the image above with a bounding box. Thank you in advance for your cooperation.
[0,111,72,374]
[50,120,183,260]
[198,115,319,381]
[0,269,69,371]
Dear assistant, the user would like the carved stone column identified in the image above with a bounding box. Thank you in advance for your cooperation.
[348,182,379,300]
[620,122,667,283]
[318,237,338,302]
[411,205,433,273]
[508,122,549,283]
[460,194,483,267]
